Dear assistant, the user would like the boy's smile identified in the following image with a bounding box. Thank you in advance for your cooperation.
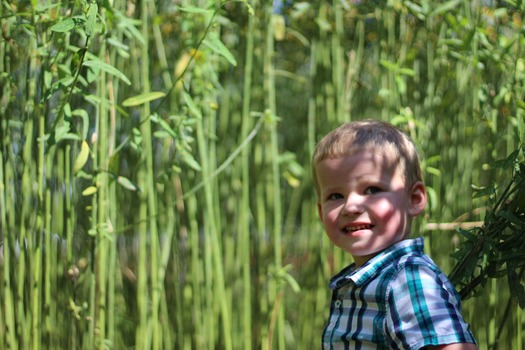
[344,223,374,233]
[316,150,427,267]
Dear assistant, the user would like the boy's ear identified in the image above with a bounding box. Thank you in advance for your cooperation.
[408,181,427,216]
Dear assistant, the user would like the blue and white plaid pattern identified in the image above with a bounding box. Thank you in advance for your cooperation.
[322,237,476,350]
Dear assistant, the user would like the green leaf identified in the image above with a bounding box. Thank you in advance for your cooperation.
[178,6,213,14]
[64,102,72,118]
[73,140,90,174]
[155,119,177,138]
[507,260,525,308]
[50,18,76,32]
[53,122,81,143]
[426,186,438,211]
[471,184,495,199]
[426,166,441,177]
[183,92,202,119]
[203,36,237,66]
[282,272,301,293]
[498,210,525,229]
[379,59,398,71]
[398,67,416,76]
[153,130,171,139]
[71,109,90,140]
[116,13,145,45]
[122,91,166,107]
[85,2,98,37]
[455,227,479,243]
[181,150,201,171]
[83,58,131,85]
[430,0,461,18]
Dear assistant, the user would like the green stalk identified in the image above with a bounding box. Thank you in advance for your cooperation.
[378,7,389,121]
[151,6,185,347]
[156,114,175,350]
[488,279,497,346]
[88,102,98,350]
[44,152,52,345]
[243,13,269,343]
[239,10,255,348]
[136,176,149,350]
[105,57,117,349]
[65,143,74,263]
[203,213,215,349]
[187,193,204,348]
[102,1,125,347]
[157,184,176,349]
[95,45,110,348]
[0,116,18,350]
[15,14,33,348]
[25,11,46,344]
[307,39,317,158]
[16,29,28,350]
[137,1,161,348]
[253,136,269,347]
[264,3,285,349]
[344,16,365,119]
[0,18,17,343]
[195,111,233,350]
[518,307,523,349]
[332,0,344,123]
[32,82,45,350]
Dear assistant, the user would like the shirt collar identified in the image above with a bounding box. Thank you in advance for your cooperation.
[329,237,425,289]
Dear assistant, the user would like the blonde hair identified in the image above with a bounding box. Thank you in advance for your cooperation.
[312,120,423,195]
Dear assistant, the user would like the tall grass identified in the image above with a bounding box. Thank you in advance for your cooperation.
[1,0,524,349]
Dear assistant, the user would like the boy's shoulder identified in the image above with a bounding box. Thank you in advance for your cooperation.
[385,251,450,288]
[388,246,441,275]
[383,244,460,301]
[351,238,439,284]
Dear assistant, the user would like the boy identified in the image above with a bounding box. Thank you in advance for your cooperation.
[313,120,477,349]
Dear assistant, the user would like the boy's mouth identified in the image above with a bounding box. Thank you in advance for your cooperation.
[344,224,374,233]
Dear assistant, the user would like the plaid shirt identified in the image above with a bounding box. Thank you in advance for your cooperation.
[322,237,476,350]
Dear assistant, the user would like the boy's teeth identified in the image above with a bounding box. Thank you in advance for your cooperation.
[346,224,372,232]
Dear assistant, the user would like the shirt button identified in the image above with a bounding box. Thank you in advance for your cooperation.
[334,300,342,308]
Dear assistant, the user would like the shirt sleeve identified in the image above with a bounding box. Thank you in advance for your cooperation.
[384,262,476,350]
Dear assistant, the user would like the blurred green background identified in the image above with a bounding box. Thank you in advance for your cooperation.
[1,0,524,349]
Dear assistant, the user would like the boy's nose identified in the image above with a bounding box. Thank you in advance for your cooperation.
[341,193,364,215]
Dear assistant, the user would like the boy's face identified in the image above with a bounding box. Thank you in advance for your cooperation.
[316,149,426,267]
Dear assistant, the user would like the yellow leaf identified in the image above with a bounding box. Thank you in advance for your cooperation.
[122,91,166,107]
[73,140,90,174]
[82,186,97,196]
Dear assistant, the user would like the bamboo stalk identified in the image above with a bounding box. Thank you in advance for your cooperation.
[135,0,162,346]
[95,40,110,349]
[239,7,255,350]
[0,99,18,350]
[187,194,204,348]
[263,3,286,348]
[195,106,233,350]
[44,152,52,346]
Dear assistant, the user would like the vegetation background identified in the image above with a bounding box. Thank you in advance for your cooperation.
[1,0,524,349]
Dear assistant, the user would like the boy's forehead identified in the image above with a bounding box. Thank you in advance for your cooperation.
[317,144,399,163]
[315,148,408,185]
[317,149,400,169]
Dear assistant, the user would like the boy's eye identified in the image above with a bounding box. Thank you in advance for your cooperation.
[365,186,381,195]
[327,193,344,201]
